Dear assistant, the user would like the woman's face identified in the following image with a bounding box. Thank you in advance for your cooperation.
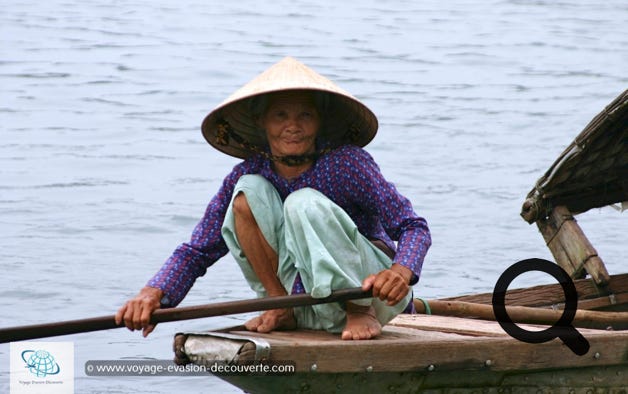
[260,91,320,158]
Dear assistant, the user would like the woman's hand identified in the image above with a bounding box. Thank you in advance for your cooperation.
[115,286,163,337]
[361,264,413,306]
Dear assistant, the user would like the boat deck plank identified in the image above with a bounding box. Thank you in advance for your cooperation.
[181,314,628,374]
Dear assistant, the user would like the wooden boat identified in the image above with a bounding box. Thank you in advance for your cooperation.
[175,315,628,393]
[173,89,628,393]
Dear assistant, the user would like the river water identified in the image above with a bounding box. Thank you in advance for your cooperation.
[1,1,626,393]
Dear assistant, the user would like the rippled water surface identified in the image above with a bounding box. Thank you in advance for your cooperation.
[1,1,627,392]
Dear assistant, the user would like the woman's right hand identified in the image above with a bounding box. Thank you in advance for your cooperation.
[115,286,163,337]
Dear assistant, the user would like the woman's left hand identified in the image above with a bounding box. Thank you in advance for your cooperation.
[361,264,413,306]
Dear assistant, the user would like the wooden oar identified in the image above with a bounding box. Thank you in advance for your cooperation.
[7,290,624,344]
[0,287,372,343]
[413,299,628,330]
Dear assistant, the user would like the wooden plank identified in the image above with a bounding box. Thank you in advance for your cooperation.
[389,314,619,338]
[389,314,508,337]
[500,364,627,390]
[229,329,628,373]
[577,292,628,311]
[234,327,479,365]
[183,315,628,373]
[444,273,628,308]
[410,299,628,330]
[228,323,475,348]
[217,365,628,394]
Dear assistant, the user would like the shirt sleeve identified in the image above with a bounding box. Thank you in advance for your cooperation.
[343,147,431,283]
[146,164,245,307]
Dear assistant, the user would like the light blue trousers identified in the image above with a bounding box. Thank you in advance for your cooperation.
[221,175,410,333]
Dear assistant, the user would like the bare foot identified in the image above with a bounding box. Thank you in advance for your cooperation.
[245,308,296,333]
[341,303,382,340]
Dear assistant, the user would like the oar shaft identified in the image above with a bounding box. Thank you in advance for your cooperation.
[0,287,372,343]
[152,287,371,323]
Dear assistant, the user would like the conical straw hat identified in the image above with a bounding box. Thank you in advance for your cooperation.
[201,56,378,159]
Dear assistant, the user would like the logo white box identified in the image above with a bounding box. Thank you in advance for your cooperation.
[10,342,74,394]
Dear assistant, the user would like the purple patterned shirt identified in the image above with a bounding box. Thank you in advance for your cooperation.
[148,145,431,307]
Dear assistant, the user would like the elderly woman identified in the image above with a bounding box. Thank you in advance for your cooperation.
[116,57,431,340]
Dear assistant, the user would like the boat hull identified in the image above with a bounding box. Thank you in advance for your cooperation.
[176,314,628,393]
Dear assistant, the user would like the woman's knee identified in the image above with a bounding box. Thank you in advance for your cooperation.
[284,188,359,243]
[284,188,326,216]
[232,192,254,220]
[234,174,275,194]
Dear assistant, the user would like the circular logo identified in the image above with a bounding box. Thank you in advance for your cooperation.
[22,349,61,377]
[492,258,590,356]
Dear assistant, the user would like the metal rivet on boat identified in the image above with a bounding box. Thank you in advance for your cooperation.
[593,352,601,359]
[310,363,317,372]
[484,359,493,367]
[366,365,373,373]
[426,364,435,372]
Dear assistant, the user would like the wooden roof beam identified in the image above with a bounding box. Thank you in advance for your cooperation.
[536,205,610,287]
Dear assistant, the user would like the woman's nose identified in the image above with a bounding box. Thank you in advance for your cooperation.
[285,116,300,131]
